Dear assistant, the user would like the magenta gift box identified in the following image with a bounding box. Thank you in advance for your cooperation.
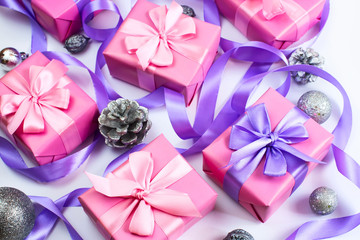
[79,134,217,239]
[202,88,333,222]
[216,0,325,49]
[0,51,98,165]
[31,0,89,42]
[103,0,221,106]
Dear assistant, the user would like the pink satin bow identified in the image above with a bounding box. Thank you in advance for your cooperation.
[121,1,199,70]
[87,151,201,237]
[0,60,71,134]
[262,0,285,20]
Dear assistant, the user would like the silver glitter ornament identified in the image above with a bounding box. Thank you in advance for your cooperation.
[289,48,325,84]
[0,47,22,71]
[99,98,151,148]
[309,187,338,215]
[223,229,254,240]
[0,187,35,240]
[297,90,332,124]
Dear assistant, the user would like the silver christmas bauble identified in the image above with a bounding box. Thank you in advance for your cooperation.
[0,187,36,240]
[0,48,22,72]
[297,90,332,124]
[289,48,324,84]
[223,229,254,240]
[309,187,338,215]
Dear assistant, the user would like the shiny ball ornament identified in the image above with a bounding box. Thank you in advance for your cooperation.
[181,5,196,17]
[0,47,22,71]
[289,48,324,84]
[64,34,90,54]
[297,90,332,124]
[223,229,254,240]
[309,187,338,215]
[0,187,36,240]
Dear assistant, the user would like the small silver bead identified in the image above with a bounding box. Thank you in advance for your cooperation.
[0,47,22,71]
[309,187,338,215]
[297,90,332,124]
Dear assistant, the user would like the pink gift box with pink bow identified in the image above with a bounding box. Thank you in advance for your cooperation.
[30,0,90,42]
[103,0,221,106]
[202,88,333,222]
[216,0,326,49]
[79,134,217,240]
[0,51,99,165]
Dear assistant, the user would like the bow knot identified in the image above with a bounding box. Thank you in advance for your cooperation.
[268,132,279,146]
[121,1,198,70]
[228,103,322,177]
[87,151,201,237]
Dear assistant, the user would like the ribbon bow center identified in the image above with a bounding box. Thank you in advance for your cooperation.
[132,188,150,200]
[268,132,279,146]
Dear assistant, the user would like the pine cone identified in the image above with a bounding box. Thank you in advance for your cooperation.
[98,98,151,148]
[289,48,325,84]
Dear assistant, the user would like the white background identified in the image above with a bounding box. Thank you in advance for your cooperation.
[1,0,360,239]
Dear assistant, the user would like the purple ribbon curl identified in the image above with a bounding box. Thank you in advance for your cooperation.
[0,0,47,52]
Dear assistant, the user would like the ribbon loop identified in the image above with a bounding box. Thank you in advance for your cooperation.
[87,151,201,237]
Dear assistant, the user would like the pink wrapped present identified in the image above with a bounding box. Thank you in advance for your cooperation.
[103,0,221,105]
[216,0,326,49]
[79,134,217,239]
[202,88,333,222]
[30,0,90,42]
[0,51,99,165]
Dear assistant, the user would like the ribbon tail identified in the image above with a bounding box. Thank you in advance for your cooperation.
[264,147,287,176]
[129,200,155,236]
[276,141,324,164]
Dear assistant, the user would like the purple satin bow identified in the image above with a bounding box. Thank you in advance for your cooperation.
[228,103,322,177]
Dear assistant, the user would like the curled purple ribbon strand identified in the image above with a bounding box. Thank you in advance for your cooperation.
[26,188,88,240]
[0,0,47,52]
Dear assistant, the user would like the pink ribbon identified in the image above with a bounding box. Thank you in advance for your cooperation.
[121,1,204,70]
[235,0,309,42]
[0,59,81,154]
[262,0,285,19]
[86,151,201,237]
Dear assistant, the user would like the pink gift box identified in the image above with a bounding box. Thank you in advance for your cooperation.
[202,88,334,222]
[31,0,89,42]
[0,51,99,165]
[216,0,325,49]
[79,134,217,239]
[103,0,221,106]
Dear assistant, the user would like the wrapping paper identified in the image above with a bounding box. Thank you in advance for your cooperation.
[202,88,333,222]
[103,0,221,105]
[215,0,325,49]
[79,134,217,239]
[31,0,90,42]
[0,51,99,165]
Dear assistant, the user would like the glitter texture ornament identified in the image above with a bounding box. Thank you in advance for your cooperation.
[0,47,21,71]
[297,90,332,124]
[0,187,35,240]
[309,187,338,215]
[289,48,324,84]
[99,98,151,148]
[64,34,90,54]
[181,5,196,17]
[223,229,254,240]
